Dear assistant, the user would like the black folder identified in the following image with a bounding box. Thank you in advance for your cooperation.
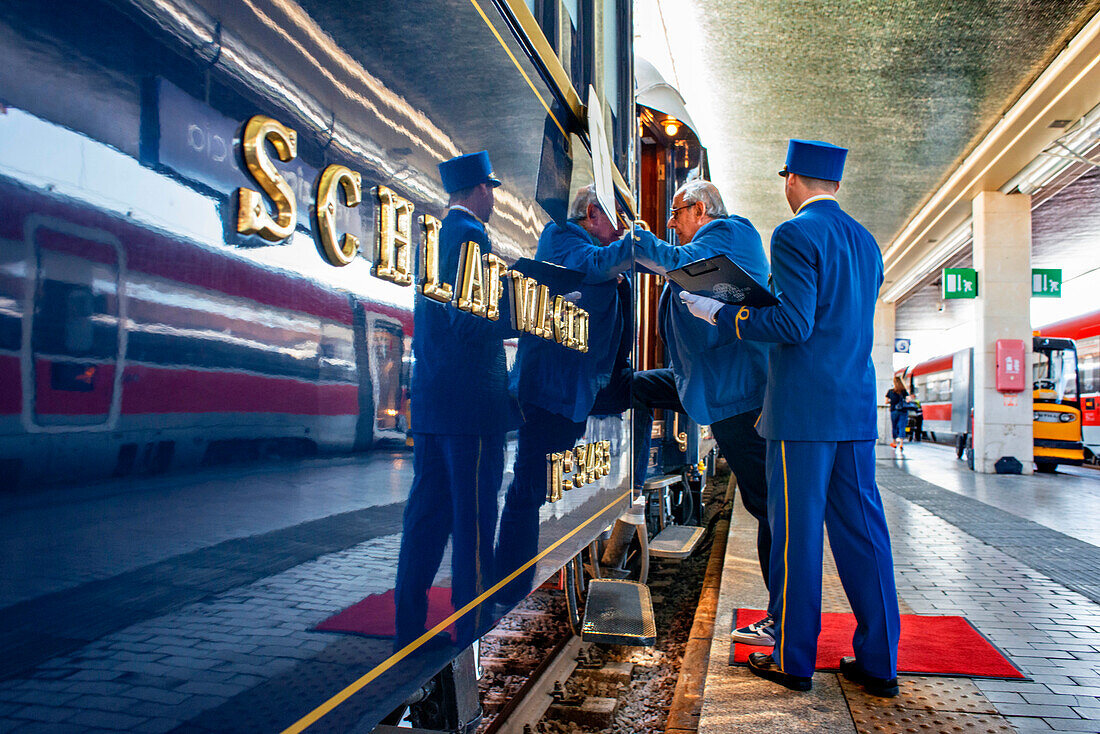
[511,258,586,293]
[666,254,778,307]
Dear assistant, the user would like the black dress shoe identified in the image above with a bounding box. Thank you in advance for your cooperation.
[839,656,899,697]
[747,652,812,691]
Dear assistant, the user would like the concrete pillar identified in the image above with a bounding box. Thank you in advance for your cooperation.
[972,191,1033,474]
[872,299,896,444]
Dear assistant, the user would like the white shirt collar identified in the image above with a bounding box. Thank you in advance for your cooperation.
[795,194,837,215]
[448,204,484,225]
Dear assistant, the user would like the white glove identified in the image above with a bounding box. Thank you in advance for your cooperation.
[679,291,724,325]
[561,291,582,303]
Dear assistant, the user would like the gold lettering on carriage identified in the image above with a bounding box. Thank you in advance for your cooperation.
[547,440,612,502]
[236,114,589,353]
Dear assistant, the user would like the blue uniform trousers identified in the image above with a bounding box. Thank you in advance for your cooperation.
[766,439,900,679]
[495,404,586,605]
[394,432,504,648]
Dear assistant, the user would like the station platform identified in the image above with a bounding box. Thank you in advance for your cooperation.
[700,441,1100,734]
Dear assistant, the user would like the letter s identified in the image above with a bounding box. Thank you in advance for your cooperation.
[237,115,297,242]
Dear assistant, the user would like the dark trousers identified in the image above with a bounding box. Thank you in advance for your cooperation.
[890,410,908,441]
[394,432,504,648]
[632,368,771,589]
[765,439,900,678]
[494,404,587,606]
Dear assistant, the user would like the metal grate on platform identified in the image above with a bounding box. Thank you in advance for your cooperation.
[581,579,656,646]
[649,525,705,559]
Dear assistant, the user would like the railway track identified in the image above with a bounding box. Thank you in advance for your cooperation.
[473,472,731,734]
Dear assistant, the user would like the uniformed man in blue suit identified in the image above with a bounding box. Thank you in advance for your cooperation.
[632,181,773,636]
[394,150,515,650]
[681,141,901,695]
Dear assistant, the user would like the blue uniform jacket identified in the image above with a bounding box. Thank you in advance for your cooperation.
[717,198,882,441]
[634,217,769,425]
[512,221,631,422]
[411,208,516,434]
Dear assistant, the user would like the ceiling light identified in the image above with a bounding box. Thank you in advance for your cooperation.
[1003,102,1100,195]
[663,119,680,137]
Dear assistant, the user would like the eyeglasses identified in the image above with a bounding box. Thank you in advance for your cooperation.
[669,204,694,219]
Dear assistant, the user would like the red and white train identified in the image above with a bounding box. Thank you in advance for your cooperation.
[899,308,1099,465]
[1038,309,1100,461]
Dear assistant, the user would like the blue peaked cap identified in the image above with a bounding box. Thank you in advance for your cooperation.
[781,139,847,182]
[438,150,502,193]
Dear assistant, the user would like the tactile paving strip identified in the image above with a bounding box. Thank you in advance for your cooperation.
[848,707,1015,733]
[843,675,1012,734]
[839,676,998,714]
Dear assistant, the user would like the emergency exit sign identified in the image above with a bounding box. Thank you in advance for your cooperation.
[942,268,978,299]
[1032,268,1061,297]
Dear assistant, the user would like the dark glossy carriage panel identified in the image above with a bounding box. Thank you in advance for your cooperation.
[0,0,634,729]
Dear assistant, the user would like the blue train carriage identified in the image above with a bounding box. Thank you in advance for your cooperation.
[0,0,637,731]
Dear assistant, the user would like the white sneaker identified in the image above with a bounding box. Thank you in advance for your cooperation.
[731,614,775,645]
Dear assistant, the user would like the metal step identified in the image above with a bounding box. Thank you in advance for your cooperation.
[643,473,682,491]
[649,525,705,559]
[580,579,657,646]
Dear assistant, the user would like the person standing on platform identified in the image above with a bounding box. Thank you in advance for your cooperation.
[632,181,773,645]
[886,375,910,454]
[680,140,901,696]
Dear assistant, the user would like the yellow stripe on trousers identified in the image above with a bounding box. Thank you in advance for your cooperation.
[779,440,790,671]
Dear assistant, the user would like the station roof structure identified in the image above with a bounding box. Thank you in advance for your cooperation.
[638,0,1100,304]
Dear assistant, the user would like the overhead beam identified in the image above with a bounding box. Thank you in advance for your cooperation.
[881,10,1100,302]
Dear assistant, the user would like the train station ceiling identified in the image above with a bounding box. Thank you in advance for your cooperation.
[637,0,1100,257]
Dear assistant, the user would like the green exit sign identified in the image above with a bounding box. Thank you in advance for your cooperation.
[1032,268,1061,298]
[943,268,978,299]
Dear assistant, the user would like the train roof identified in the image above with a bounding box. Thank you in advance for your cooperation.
[1037,309,1100,341]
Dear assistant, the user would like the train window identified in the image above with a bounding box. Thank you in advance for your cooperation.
[600,0,632,174]
[1034,348,1078,402]
[30,228,122,425]
[1078,337,1099,395]
[370,320,405,433]
[600,0,619,120]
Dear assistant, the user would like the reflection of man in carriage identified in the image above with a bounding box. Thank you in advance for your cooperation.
[494,185,633,607]
[393,151,516,649]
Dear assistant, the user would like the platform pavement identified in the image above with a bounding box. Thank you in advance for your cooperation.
[699,444,1100,734]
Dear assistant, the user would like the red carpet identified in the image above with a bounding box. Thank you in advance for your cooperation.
[315,587,456,641]
[731,608,1025,679]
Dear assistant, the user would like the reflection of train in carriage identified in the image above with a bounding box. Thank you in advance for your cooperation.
[0,187,413,488]
[0,0,720,731]
[898,312,1095,470]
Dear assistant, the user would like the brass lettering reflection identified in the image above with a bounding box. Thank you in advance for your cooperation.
[373,186,415,285]
[483,253,507,321]
[506,271,591,352]
[316,165,362,266]
[227,115,593,353]
[547,440,612,502]
[508,272,539,332]
[418,214,453,303]
[533,284,553,339]
[552,295,575,348]
[455,240,488,316]
[237,115,298,242]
